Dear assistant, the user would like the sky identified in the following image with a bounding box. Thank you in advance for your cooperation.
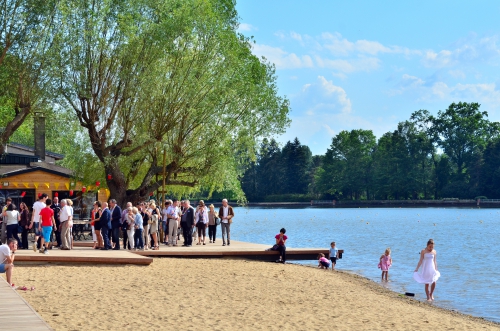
[235,0,500,155]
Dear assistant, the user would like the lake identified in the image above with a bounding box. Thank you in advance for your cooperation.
[229,207,500,323]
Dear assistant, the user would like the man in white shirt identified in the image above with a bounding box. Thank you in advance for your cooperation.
[0,238,17,285]
[59,199,73,250]
[167,199,180,246]
[30,194,48,251]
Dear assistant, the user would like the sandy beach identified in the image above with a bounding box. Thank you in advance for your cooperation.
[5,259,499,331]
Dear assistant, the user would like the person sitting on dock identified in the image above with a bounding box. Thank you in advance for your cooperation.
[275,228,287,263]
[0,238,17,286]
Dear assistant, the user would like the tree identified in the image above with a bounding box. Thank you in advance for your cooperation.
[50,0,289,204]
[280,138,312,194]
[0,0,57,153]
[318,129,376,199]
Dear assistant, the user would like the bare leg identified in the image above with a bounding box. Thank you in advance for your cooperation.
[425,284,431,301]
[152,233,158,249]
[430,282,436,300]
[385,271,388,281]
[6,264,13,285]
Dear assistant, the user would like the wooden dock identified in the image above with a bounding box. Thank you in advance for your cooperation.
[14,247,153,265]
[0,277,53,330]
[133,240,329,261]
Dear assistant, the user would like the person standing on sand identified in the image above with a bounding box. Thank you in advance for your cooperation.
[59,199,73,250]
[109,199,122,250]
[3,203,20,247]
[0,238,17,285]
[167,199,179,246]
[1,197,12,244]
[275,228,287,263]
[38,199,56,255]
[19,202,30,250]
[50,197,62,248]
[133,207,144,250]
[100,202,112,250]
[181,200,195,247]
[121,202,133,250]
[195,200,208,245]
[92,201,103,249]
[414,239,440,301]
[219,199,234,246]
[207,204,218,243]
[139,203,150,250]
[30,194,47,251]
[329,242,339,270]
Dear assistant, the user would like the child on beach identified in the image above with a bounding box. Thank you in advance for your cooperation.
[329,242,339,270]
[318,253,331,269]
[378,248,392,281]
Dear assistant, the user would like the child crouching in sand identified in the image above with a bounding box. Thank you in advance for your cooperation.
[378,247,392,281]
[318,253,331,270]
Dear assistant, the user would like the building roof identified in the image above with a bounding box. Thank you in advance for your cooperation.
[7,142,65,160]
[0,162,73,178]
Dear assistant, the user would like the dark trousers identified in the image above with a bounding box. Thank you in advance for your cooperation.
[102,226,112,249]
[182,224,192,246]
[134,228,144,249]
[21,227,29,249]
[6,224,21,247]
[122,227,130,250]
[112,227,120,249]
[208,225,217,242]
[277,245,286,262]
[54,220,61,246]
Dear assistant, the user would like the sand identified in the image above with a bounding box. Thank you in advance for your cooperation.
[6,259,499,331]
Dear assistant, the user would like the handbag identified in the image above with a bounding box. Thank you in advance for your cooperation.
[215,217,221,226]
[271,244,279,251]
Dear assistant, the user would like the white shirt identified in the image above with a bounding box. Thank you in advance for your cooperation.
[32,201,46,223]
[60,205,71,222]
[221,206,229,224]
[0,244,11,264]
[5,210,19,225]
[162,208,169,222]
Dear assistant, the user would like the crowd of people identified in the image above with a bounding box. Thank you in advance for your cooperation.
[86,198,235,251]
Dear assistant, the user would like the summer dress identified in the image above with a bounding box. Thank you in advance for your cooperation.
[413,253,440,284]
[378,255,391,271]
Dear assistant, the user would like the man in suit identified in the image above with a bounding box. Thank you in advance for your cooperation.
[109,199,122,250]
[219,199,234,246]
[100,202,112,250]
[181,200,195,247]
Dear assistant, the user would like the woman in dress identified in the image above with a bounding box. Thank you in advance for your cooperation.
[19,202,30,249]
[149,202,161,250]
[414,238,440,301]
[92,201,103,249]
[126,207,135,250]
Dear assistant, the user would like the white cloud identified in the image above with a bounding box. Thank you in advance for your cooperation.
[238,23,257,32]
[315,56,380,73]
[317,76,352,113]
[252,44,314,69]
[448,69,466,79]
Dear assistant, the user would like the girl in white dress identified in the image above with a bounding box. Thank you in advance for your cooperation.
[414,238,440,301]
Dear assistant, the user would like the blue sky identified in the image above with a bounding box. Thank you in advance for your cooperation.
[236,1,500,155]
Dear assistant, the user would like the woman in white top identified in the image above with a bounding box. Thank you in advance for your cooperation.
[3,203,21,247]
[195,200,209,245]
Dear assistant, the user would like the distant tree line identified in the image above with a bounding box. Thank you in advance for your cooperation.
[241,102,500,201]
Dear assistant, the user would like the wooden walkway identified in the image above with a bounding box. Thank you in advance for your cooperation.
[133,240,329,261]
[14,247,153,265]
[0,277,53,330]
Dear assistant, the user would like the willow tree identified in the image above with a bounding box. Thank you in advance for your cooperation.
[0,0,56,153]
[51,0,289,204]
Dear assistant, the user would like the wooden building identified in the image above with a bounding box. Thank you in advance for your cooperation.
[0,143,108,218]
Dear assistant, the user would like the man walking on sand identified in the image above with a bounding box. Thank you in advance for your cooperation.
[181,200,195,247]
[59,199,73,250]
[0,238,17,285]
[39,199,56,254]
[219,199,234,246]
[30,194,47,251]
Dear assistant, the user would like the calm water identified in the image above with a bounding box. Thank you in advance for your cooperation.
[229,207,500,323]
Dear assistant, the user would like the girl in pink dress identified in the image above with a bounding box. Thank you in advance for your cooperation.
[378,247,392,281]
